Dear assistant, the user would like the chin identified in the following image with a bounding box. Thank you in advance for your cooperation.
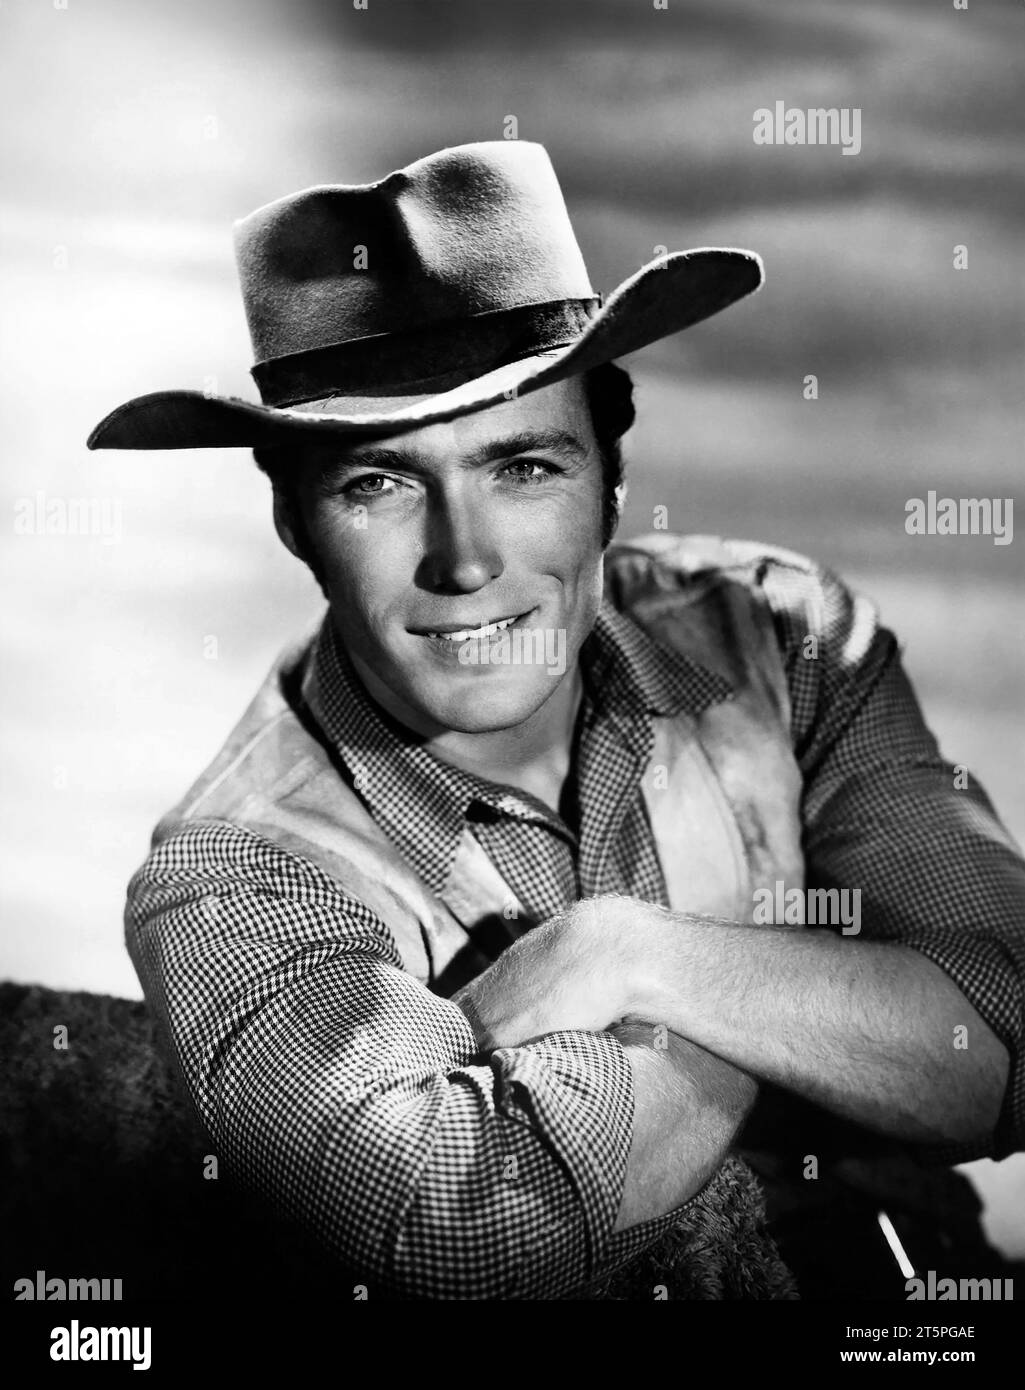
[416,669,561,734]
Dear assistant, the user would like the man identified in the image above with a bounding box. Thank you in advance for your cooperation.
[89,141,1025,1300]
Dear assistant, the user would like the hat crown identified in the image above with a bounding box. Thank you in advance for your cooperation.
[233,141,595,364]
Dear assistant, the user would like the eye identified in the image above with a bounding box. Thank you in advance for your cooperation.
[343,473,398,497]
[501,458,560,485]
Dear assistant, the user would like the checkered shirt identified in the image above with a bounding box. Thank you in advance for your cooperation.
[126,540,1025,1299]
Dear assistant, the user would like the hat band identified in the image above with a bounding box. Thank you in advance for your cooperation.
[250,297,601,407]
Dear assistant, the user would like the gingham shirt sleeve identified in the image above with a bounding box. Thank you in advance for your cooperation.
[125,819,635,1299]
[759,552,1025,1162]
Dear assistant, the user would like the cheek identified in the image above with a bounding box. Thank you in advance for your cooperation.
[310,509,415,630]
[538,490,606,587]
[507,479,605,567]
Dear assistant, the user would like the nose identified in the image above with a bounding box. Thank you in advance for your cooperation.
[418,483,504,593]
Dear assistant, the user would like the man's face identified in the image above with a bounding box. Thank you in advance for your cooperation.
[285,376,607,737]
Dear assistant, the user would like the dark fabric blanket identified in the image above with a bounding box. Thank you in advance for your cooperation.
[1,981,796,1300]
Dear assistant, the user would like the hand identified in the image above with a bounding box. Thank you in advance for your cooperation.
[453,895,638,1050]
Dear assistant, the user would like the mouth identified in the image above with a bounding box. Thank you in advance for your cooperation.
[411,608,538,656]
[423,611,530,642]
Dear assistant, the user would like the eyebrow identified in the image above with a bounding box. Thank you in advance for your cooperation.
[319,428,590,480]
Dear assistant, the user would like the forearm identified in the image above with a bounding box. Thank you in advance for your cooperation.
[631,912,1009,1145]
[454,910,758,1232]
[457,894,1008,1148]
[611,1023,757,1230]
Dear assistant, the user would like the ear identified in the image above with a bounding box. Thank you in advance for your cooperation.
[613,481,628,517]
[272,489,303,560]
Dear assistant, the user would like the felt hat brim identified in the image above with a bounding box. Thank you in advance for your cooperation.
[87,248,763,450]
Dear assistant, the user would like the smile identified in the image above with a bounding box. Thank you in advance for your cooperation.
[420,611,532,642]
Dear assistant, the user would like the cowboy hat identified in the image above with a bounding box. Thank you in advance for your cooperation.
[86,140,763,450]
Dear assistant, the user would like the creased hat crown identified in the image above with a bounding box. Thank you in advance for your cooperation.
[234,141,595,366]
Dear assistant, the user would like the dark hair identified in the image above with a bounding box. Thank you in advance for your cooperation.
[254,360,635,593]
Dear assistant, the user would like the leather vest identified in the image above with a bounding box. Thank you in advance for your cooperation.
[154,534,806,989]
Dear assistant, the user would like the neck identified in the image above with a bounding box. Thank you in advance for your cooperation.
[345,634,586,816]
[425,666,584,814]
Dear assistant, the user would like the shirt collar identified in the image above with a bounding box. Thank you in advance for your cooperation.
[300,600,733,892]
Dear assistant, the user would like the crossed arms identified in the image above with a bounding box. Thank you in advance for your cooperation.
[129,802,1021,1300]
[455,895,1010,1230]
[130,686,1024,1294]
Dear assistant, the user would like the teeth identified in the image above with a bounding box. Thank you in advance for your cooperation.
[431,615,519,641]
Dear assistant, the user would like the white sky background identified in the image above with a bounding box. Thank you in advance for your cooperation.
[1,0,1023,1252]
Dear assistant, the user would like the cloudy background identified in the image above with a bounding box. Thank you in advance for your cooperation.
[2,0,1023,1249]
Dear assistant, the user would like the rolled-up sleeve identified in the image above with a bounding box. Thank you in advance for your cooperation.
[760,554,1025,1162]
[126,819,635,1298]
